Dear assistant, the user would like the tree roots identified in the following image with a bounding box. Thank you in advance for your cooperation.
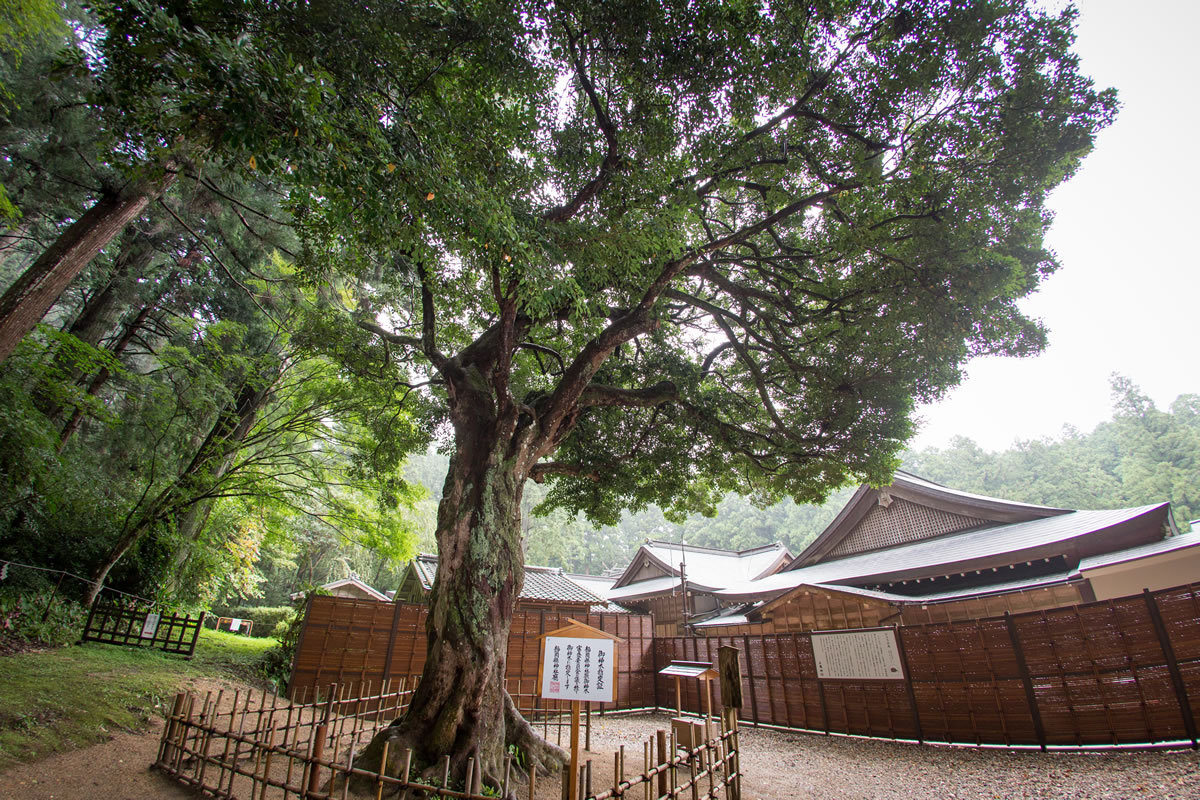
[338,690,567,799]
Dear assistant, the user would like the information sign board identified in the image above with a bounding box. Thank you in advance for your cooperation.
[811,628,904,680]
[140,612,161,640]
[539,636,616,703]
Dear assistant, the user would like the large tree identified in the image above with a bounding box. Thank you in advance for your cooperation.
[312,0,1116,788]
[19,0,1115,791]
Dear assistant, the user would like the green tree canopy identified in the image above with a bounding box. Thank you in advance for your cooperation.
[1,0,1117,790]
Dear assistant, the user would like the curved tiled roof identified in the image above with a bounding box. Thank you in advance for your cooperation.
[612,541,791,590]
[408,554,605,606]
[717,504,1171,601]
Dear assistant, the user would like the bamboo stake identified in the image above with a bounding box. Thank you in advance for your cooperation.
[196,696,217,790]
[248,726,265,799]
[283,709,301,800]
[689,741,699,800]
[374,740,389,800]
[669,729,677,800]
[656,730,667,800]
[503,754,512,799]
[298,725,316,800]
[340,731,361,800]
[259,728,276,800]
[174,693,195,773]
[644,740,650,800]
[217,707,237,798]
[159,693,185,766]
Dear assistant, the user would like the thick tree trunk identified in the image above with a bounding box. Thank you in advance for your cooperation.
[167,375,275,586]
[0,165,176,364]
[350,409,566,795]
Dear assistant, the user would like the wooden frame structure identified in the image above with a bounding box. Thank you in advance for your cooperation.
[82,602,204,658]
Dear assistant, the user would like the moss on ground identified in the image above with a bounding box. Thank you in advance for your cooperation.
[0,628,276,770]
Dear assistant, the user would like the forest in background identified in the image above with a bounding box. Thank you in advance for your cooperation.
[0,4,426,612]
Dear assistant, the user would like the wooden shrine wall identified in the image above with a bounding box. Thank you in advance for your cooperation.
[291,583,1200,748]
[660,583,1200,748]
[288,598,658,716]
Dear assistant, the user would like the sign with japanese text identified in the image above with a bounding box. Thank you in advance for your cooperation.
[811,628,904,680]
[140,612,161,639]
[539,636,616,703]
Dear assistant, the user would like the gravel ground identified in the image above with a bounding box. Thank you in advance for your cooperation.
[4,700,1196,800]
[574,713,1200,800]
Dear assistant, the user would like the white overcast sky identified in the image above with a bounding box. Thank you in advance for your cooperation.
[910,0,1200,452]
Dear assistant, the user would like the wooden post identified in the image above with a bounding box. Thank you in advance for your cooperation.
[656,729,668,799]
[893,628,924,744]
[718,647,743,710]
[718,647,742,800]
[40,572,66,622]
[380,596,406,684]
[675,676,682,716]
[1005,612,1047,750]
[703,678,713,742]
[569,701,581,800]
[739,636,760,725]
[1144,589,1199,748]
[158,692,186,766]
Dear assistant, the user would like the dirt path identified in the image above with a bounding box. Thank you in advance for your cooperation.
[0,677,237,800]
[4,703,1200,800]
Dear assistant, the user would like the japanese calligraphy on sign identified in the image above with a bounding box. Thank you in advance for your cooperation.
[140,612,160,639]
[811,628,905,680]
[540,636,616,702]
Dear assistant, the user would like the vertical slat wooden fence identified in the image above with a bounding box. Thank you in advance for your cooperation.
[289,582,1200,749]
[656,582,1200,749]
[289,598,659,715]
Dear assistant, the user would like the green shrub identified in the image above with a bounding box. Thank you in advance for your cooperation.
[0,588,87,646]
[210,605,293,638]
[261,596,308,692]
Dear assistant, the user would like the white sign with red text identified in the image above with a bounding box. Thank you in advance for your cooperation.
[540,636,616,703]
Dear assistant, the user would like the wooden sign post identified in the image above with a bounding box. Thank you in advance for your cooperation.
[718,646,743,800]
[537,621,622,800]
[657,661,719,748]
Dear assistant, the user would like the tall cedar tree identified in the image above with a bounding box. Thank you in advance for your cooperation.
[33,0,1117,790]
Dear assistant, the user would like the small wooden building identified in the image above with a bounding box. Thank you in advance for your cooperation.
[605,541,792,636]
[290,575,390,603]
[395,554,607,614]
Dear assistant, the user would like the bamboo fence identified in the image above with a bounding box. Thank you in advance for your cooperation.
[154,683,742,800]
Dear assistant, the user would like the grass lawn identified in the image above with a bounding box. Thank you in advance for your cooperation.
[0,629,277,771]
